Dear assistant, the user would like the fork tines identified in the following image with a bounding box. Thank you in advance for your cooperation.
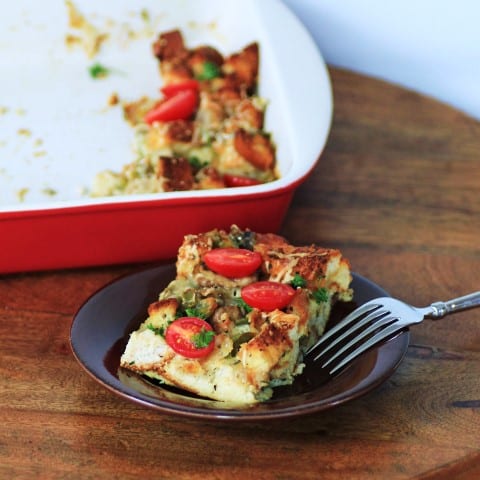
[307,300,403,375]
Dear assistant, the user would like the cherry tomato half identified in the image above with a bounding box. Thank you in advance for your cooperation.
[165,317,215,359]
[223,174,262,188]
[203,248,262,278]
[144,89,198,124]
[241,281,296,311]
[161,79,200,98]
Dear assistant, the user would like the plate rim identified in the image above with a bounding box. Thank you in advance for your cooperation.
[70,263,410,421]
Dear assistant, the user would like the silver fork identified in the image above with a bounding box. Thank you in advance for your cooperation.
[306,291,480,375]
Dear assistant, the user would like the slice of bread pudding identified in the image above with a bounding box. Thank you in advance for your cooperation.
[120,226,352,404]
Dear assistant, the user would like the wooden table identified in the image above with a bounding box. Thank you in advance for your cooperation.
[1,68,479,479]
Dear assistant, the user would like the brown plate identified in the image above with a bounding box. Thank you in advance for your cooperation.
[70,263,409,421]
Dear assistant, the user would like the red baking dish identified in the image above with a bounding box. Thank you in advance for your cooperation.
[0,0,332,273]
[1,185,301,273]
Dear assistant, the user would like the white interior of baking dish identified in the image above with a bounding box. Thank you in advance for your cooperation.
[0,0,332,213]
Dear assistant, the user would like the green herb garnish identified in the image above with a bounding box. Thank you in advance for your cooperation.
[233,297,253,313]
[188,156,208,170]
[291,273,307,288]
[147,323,166,336]
[184,307,208,319]
[192,328,215,348]
[88,62,111,79]
[196,61,221,81]
[313,287,329,304]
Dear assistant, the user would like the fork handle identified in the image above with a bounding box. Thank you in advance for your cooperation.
[429,291,480,318]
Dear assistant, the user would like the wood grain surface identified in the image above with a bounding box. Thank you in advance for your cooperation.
[0,67,479,479]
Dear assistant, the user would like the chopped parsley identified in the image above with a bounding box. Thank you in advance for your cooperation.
[233,297,253,313]
[291,273,306,288]
[147,323,166,336]
[184,307,208,319]
[188,156,208,170]
[196,61,221,81]
[313,287,329,304]
[88,62,111,79]
[192,328,215,348]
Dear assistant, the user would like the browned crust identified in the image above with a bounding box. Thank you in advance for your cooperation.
[254,241,340,282]
[157,156,194,191]
[233,129,275,170]
[152,30,188,62]
[165,120,194,143]
[148,297,179,317]
[223,43,259,93]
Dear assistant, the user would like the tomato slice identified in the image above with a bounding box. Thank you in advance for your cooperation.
[203,248,262,278]
[144,89,198,124]
[165,317,215,359]
[161,79,200,98]
[241,281,296,311]
[223,174,262,188]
